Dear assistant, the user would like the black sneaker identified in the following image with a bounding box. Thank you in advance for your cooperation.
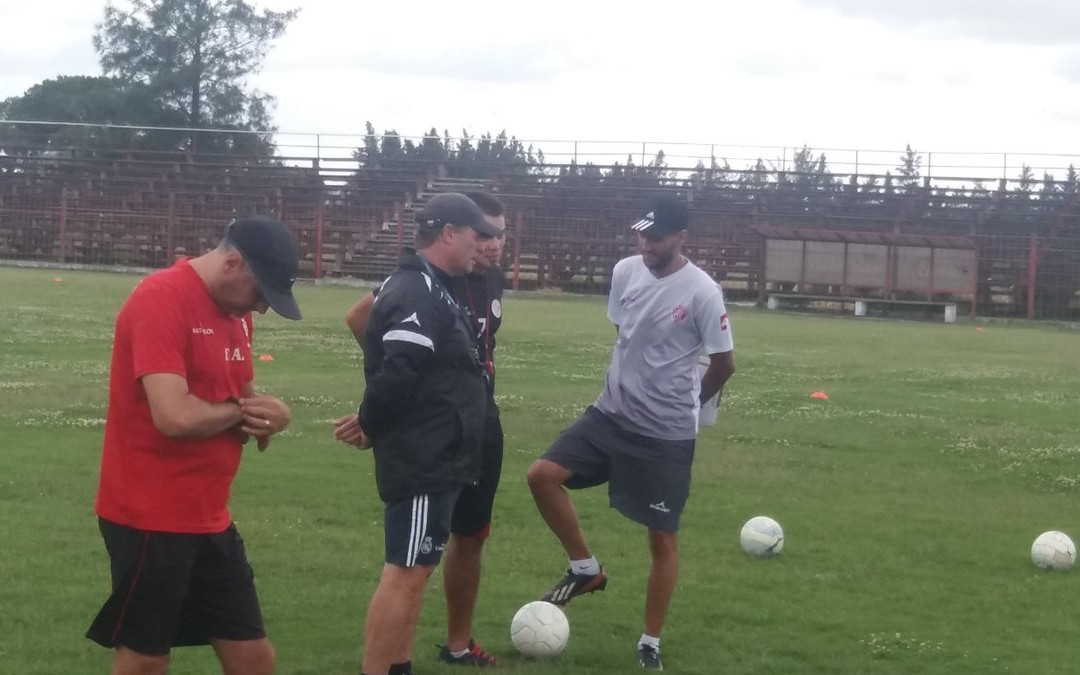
[540,567,607,605]
[437,639,498,667]
[637,644,663,671]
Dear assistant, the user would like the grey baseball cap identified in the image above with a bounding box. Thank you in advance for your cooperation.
[415,193,501,237]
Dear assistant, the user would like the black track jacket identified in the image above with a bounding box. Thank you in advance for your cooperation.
[359,249,487,503]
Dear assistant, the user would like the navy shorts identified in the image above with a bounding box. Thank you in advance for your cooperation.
[384,489,460,567]
[86,518,266,656]
[450,409,504,538]
[542,406,695,532]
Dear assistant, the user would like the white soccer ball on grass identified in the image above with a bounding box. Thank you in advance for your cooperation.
[510,600,570,658]
[740,515,785,558]
[1031,531,1075,571]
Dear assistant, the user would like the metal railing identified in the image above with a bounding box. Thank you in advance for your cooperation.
[4,119,1079,184]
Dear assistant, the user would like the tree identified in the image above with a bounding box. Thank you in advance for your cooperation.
[1016,164,1035,197]
[737,158,772,191]
[1064,165,1078,194]
[94,0,298,155]
[896,144,922,192]
[354,121,381,166]
[789,145,835,191]
[352,124,544,179]
[0,75,187,155]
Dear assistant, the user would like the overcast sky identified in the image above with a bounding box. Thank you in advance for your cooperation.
[2,0,1079,177]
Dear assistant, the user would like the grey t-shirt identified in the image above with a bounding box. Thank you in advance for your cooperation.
[594,255,734,441]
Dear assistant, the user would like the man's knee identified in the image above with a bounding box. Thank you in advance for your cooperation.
[381,562,437,594]
[526,459,568,491]
[648,529,680,558]
[449,531,487,554]
[113,647,169,675]
[216,638,275,675]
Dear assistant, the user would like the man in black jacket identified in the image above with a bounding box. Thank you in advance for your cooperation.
[345,192,508,667]
[334,192,499,675]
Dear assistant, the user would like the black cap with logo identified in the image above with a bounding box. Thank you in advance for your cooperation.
[630,195,690,236]
[225,216,302,320]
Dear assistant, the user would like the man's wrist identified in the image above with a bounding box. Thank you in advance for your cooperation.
[225,397,243,425]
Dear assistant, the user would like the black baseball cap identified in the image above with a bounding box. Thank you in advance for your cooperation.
[415,192,501,237]
[225,216,302,320]
[630,195,690,235]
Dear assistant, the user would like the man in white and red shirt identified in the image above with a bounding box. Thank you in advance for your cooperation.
[87,216,302,675]
[527,196,736,672]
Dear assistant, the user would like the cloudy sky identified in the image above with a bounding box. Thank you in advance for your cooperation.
[2,0,1079,177]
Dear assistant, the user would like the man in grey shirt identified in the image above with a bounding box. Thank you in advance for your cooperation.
[527,195,736,671]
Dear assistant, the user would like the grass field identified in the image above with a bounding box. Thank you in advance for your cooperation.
[2,265,1079,674]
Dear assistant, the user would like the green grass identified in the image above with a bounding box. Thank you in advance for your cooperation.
[2,265,1080,674]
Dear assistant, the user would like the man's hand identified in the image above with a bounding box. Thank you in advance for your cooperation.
[333,413,372,449]
[239,395,291,451]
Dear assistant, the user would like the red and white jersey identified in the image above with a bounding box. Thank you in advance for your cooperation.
[595,255,733,441]
[95,259,254,533]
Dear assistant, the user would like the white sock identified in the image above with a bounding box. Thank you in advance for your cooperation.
[450,647,470,658]
[570,557,601,576]
[639,634,660,651]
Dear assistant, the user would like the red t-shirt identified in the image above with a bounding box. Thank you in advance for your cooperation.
[95,259,255,533]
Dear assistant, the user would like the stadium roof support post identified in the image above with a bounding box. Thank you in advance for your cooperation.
[928,247,935,301]
[970,242,979,319]
[59,187,68,264]
[885,245,894,299]
[512,209,523,292]
[167,192,175,263]
[1027,233,1037,320]
[841,241,849,296]
[394,203,404,258]
[315,190,325,279]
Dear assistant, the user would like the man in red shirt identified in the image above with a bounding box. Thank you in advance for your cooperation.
[87,216,302,675]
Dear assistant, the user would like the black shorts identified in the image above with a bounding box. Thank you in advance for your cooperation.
[450,409,504,538]
[86,518,266,656]
[542,406,695,532]
[384,489,460,567]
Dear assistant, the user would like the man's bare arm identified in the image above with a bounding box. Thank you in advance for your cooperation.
[345,292,376,348]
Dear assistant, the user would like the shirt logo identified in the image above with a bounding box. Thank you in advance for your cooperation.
[649,501,671,513]
[720,312,729,331]
[491,298,502,319]
[401,312,421,327]
[672,304,689,323]
[224,347,245,362]
[191,327,215,335]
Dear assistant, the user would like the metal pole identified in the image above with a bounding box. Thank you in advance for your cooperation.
[314,190,324,280]
[58,187,68,264]
[395,203,404,257]
[1027,232,1037,319]
[166,192,175,265]
[512,210,523,291]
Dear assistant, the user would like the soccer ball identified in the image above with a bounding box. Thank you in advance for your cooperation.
[740,516,784,558]
[1031,531,1076,571]
[510,601,569,658]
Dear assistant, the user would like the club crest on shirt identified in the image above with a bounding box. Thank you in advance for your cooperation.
[491,298,502,319]
[720,312,729,331]
[671,304,689,323]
